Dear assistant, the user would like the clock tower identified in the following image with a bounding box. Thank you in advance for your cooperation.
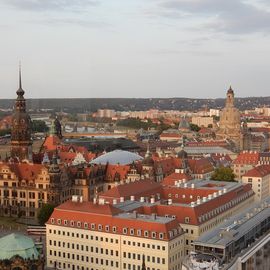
[11,66,32,161]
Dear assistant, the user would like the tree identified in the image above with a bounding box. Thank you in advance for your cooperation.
[211,167,236,182]
[0,129,11,136]
[37,204,55,225]
[32,120,49,133]
[190,123,201,132]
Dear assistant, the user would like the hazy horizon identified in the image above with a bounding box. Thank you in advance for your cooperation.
[1,0,270,99]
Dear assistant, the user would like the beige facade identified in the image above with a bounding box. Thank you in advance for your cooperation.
[46,216,185,270]
[242,174,270,202]
[180,192,254,254]
[191,116,213,128]
[216,87,250,151]
[0,162,72,218]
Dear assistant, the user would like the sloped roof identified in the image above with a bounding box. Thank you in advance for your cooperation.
[243,164,270,178]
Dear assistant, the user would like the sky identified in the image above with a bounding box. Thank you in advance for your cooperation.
[0,0,270,99]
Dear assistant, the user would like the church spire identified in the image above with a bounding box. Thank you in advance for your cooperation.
[16,62,25,97]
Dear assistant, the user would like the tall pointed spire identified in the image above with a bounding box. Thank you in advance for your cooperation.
[19,61,22,89]
[16,62,25,97]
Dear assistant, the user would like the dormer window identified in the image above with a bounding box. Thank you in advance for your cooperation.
[77,221,81,228]
[84,223,88,229]
[98,224,102,231]
[152,232,156,239]
[112,226,117,233]
[144,231,149,237]
[70,221,74,227]
[51,218,55,224]
[64,220,68,226]
[185,217,190,224]
[137,229,142,236]
[159,233,164,239]
[130,229,134,235]
[123,228,128,234]
[105,225,110,232]
[57,219,61,225]
[91,223,95,230]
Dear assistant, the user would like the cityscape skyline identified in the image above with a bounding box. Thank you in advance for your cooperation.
[1,0,270,99]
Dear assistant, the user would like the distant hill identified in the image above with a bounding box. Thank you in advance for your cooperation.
[0,97,270,112]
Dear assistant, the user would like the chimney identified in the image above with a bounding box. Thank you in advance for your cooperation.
[130,195,135,201]
[120,197,125,203]
[113,199,117,205]
[150,197,155,204]
[191,183,195,189]
[168,199,172,205]
[202,197,207,202]
[190,202,195,207]
[140,197,145,203]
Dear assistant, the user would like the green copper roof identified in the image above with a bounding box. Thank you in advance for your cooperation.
[0,233,39,260]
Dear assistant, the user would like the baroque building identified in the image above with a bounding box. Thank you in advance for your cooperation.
[11,67,32,161]
[216,87,250,151]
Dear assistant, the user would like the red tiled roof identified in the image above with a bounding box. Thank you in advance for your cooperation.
[162,172,192,186]
[243,164,270,178]
[188,158,214,174]
[187,141,228,147]
[42,135,61,151]
[48,201,181,241]
[233,151,260,165]
[141,184,253,225]
[105,164,130,181]
[100,180,163,202]
[0,162,46,180]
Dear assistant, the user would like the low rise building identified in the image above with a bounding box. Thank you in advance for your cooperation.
[46,197,185,270]
[242,164,270,202]
[182,197,270,270]
[99,179,255,255]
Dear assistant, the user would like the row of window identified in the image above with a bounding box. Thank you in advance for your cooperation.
[197,191,252,224]
[50,218,176,239]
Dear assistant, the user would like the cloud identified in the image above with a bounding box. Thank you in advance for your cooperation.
[154,0,270,34]
[36,17,110,28]
[1,0,99,12]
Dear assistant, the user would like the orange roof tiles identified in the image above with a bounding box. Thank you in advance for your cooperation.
[233,151,260,165]
[105,164,131,181]
[162,172,192,186]
[243,164,270,178]
[0,162,46,180]
[100,180,163,203]
[48,201,181,241]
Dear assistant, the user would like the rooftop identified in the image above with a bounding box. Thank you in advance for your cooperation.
[195,197,270,248]
[90,149,143,165]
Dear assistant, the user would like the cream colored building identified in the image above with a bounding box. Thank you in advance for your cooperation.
[0,161,72,218]
[46,198,185,270]
[191,116,213,128]
[242,164,270,202]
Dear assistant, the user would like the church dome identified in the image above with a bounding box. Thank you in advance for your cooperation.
[0,233,40,260]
